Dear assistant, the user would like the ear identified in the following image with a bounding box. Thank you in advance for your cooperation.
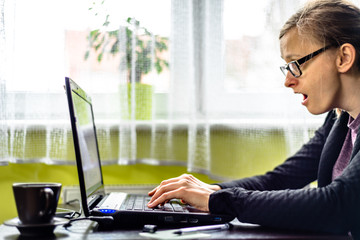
[336,43,357,73]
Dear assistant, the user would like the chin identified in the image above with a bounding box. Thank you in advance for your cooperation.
[306,106,329,115]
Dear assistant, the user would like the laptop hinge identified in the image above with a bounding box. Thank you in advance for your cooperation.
[88,195,104,209]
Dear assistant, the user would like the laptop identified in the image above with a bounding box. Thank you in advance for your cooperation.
[64,77,233,228]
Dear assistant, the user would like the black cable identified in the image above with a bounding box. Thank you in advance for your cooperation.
[63,216,114,234]
[57,199,82,219]
[63,216,114,229]
[61,199,114,232]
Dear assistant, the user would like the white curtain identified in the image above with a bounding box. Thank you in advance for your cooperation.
[0,0,7,165]
[0,0,329,180]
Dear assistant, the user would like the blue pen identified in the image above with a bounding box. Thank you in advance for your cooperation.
[173,223,231,235]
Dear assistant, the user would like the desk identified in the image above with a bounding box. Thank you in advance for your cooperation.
[0,218,351,240]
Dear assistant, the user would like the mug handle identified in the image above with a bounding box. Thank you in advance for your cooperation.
[39,188,54,217]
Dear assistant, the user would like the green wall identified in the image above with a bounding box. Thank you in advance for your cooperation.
[0,126,305,224]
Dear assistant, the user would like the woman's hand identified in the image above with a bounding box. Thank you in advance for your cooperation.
[147,174,221,212]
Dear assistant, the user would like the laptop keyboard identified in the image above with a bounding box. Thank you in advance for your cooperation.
[99,192,127,210]
[100,193,188,212]
[125,195,189,212]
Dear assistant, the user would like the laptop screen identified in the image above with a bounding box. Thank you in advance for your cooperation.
[70,82,103,197]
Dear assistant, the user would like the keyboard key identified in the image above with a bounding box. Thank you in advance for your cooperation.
[163,203,174,212]
[172,204,184,212]
[144,206,154,211]
[100,192,127,210]
[133,199,144,210]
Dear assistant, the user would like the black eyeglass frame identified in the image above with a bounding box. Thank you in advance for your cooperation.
[280,45,333,78]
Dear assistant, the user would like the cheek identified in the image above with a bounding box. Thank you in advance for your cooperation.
[312,61,338,90]
[313,71,338,95]
[309,66,339,105]
[315,75,340,110]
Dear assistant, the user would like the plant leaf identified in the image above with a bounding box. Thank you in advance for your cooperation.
[84,51,90,60]
[97,52,103,62]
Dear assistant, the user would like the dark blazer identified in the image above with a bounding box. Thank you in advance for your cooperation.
[209,110,360,238]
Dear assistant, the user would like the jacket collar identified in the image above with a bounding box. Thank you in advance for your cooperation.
[318,112,349,187]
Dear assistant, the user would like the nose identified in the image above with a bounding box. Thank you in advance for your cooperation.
[284,72,298,88]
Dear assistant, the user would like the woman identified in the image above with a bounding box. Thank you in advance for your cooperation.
[148,0,360,237]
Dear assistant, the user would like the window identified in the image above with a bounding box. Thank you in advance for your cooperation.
[5,0,171,121]
[1,0,326,174]
[5,0,324,125]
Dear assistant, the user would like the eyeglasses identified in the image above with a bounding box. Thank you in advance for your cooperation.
[280,45,333,78]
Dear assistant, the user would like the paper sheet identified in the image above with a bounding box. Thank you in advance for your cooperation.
[139,229,210,239]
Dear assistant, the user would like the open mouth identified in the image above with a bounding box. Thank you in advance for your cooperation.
[295,92,308,105]
[301,93,308,105]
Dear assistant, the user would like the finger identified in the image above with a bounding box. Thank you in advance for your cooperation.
[162,174,199,187]
[148,176,183,197]
[148,175,197,204]
[148,176,180,196]
[148,187,185,208]
[148,179,190,207]
[149,178,192,205]
[148,186,158,196]
[160,175,187,186]
[148,182,177,205]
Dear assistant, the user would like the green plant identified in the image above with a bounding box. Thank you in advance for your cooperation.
[85,16,169,83]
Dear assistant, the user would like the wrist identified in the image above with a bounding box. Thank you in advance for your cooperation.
[209,184,221,191]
